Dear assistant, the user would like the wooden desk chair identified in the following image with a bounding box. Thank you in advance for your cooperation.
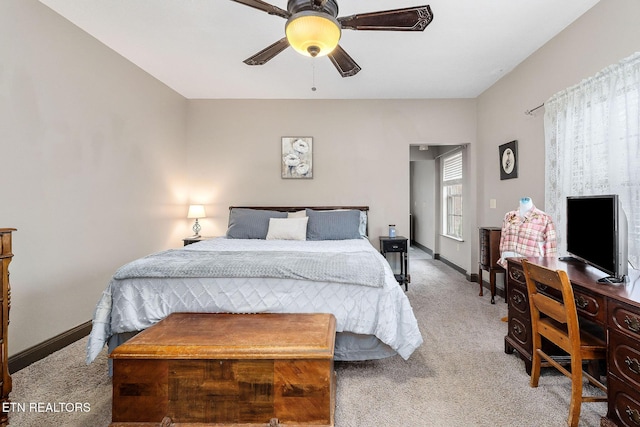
[521,260,607,427]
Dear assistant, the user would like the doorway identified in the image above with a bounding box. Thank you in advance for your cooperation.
[409,144,463,258]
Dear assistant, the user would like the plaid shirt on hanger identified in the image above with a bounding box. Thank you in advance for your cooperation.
[499,207,557,259]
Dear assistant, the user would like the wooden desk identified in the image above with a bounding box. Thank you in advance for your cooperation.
[503,257,640,427]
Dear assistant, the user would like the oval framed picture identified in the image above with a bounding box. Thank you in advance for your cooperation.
[499,140,518,180]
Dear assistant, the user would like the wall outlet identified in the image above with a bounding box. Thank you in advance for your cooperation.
[490,198,497,209]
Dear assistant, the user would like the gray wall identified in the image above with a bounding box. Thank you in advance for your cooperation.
[1,0,187,354]
[185,99,476,249]
[410,158,436,250]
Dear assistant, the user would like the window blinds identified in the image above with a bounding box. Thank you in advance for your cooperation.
[443,151,463,182]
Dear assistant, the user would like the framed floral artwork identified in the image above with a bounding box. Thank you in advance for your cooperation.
[281,137,313,179]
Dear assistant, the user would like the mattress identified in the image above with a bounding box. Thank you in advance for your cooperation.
[86,237,423,363]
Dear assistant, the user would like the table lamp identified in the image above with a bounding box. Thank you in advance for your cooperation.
[187,205,206,237]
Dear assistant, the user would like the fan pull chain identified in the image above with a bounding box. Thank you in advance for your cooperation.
[311,61,317,92]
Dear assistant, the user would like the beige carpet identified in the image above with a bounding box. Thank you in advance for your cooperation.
[9,258,607,426]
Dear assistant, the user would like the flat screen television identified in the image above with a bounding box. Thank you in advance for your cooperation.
[565,195,628,283]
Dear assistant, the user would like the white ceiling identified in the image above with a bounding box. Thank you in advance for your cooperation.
[38,0,599,99]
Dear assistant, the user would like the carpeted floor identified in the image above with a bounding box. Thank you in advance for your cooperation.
[9,258,607,426]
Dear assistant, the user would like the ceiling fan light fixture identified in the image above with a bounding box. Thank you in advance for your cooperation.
[285,11,341,58]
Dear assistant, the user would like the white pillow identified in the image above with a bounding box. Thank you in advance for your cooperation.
[266,217,308,240]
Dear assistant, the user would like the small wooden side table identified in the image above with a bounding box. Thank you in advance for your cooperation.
[182,236,212,246]
[478,227,505,304]
[379,236,409,291]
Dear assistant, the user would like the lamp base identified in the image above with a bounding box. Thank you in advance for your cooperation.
[192,219,202,237]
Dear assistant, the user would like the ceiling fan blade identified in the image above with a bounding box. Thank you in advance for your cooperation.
[229,0,290,19]
[328,45,361,78]
[243,38,290,65]
[339,5,433,31]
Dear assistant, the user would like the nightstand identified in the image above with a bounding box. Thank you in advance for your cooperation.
[182,236,210,246]
[379,236,409,291]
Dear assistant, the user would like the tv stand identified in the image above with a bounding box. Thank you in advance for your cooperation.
[597,275,626,284]
[558,256,580,262]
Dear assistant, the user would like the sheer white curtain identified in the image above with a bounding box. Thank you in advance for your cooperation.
[544,51,640,269]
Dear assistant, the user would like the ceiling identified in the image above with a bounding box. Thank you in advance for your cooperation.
[37,0,599,99]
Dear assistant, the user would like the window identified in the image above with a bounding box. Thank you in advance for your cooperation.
[544,52,640,269]
[442,150,463,240]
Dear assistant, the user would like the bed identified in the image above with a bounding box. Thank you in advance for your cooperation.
[86,206,423,364]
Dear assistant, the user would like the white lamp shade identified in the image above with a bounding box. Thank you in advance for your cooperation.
[286,12,341,58]
[187,205,206,219]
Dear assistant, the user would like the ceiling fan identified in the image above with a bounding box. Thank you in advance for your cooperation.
[231,0,434,77]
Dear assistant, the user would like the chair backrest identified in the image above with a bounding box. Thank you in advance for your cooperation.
[521,260,580,351]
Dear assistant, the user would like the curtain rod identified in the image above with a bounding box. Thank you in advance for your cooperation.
[524,103,545,116]
[434,145,466,160]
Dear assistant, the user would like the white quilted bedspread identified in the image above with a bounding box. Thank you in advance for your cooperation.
[86,238,423,363]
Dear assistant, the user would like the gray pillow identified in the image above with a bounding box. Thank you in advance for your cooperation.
[306,209,362,240]
[226,208,287,239]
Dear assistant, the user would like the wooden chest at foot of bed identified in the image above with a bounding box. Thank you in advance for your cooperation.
[109,312,337,427]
